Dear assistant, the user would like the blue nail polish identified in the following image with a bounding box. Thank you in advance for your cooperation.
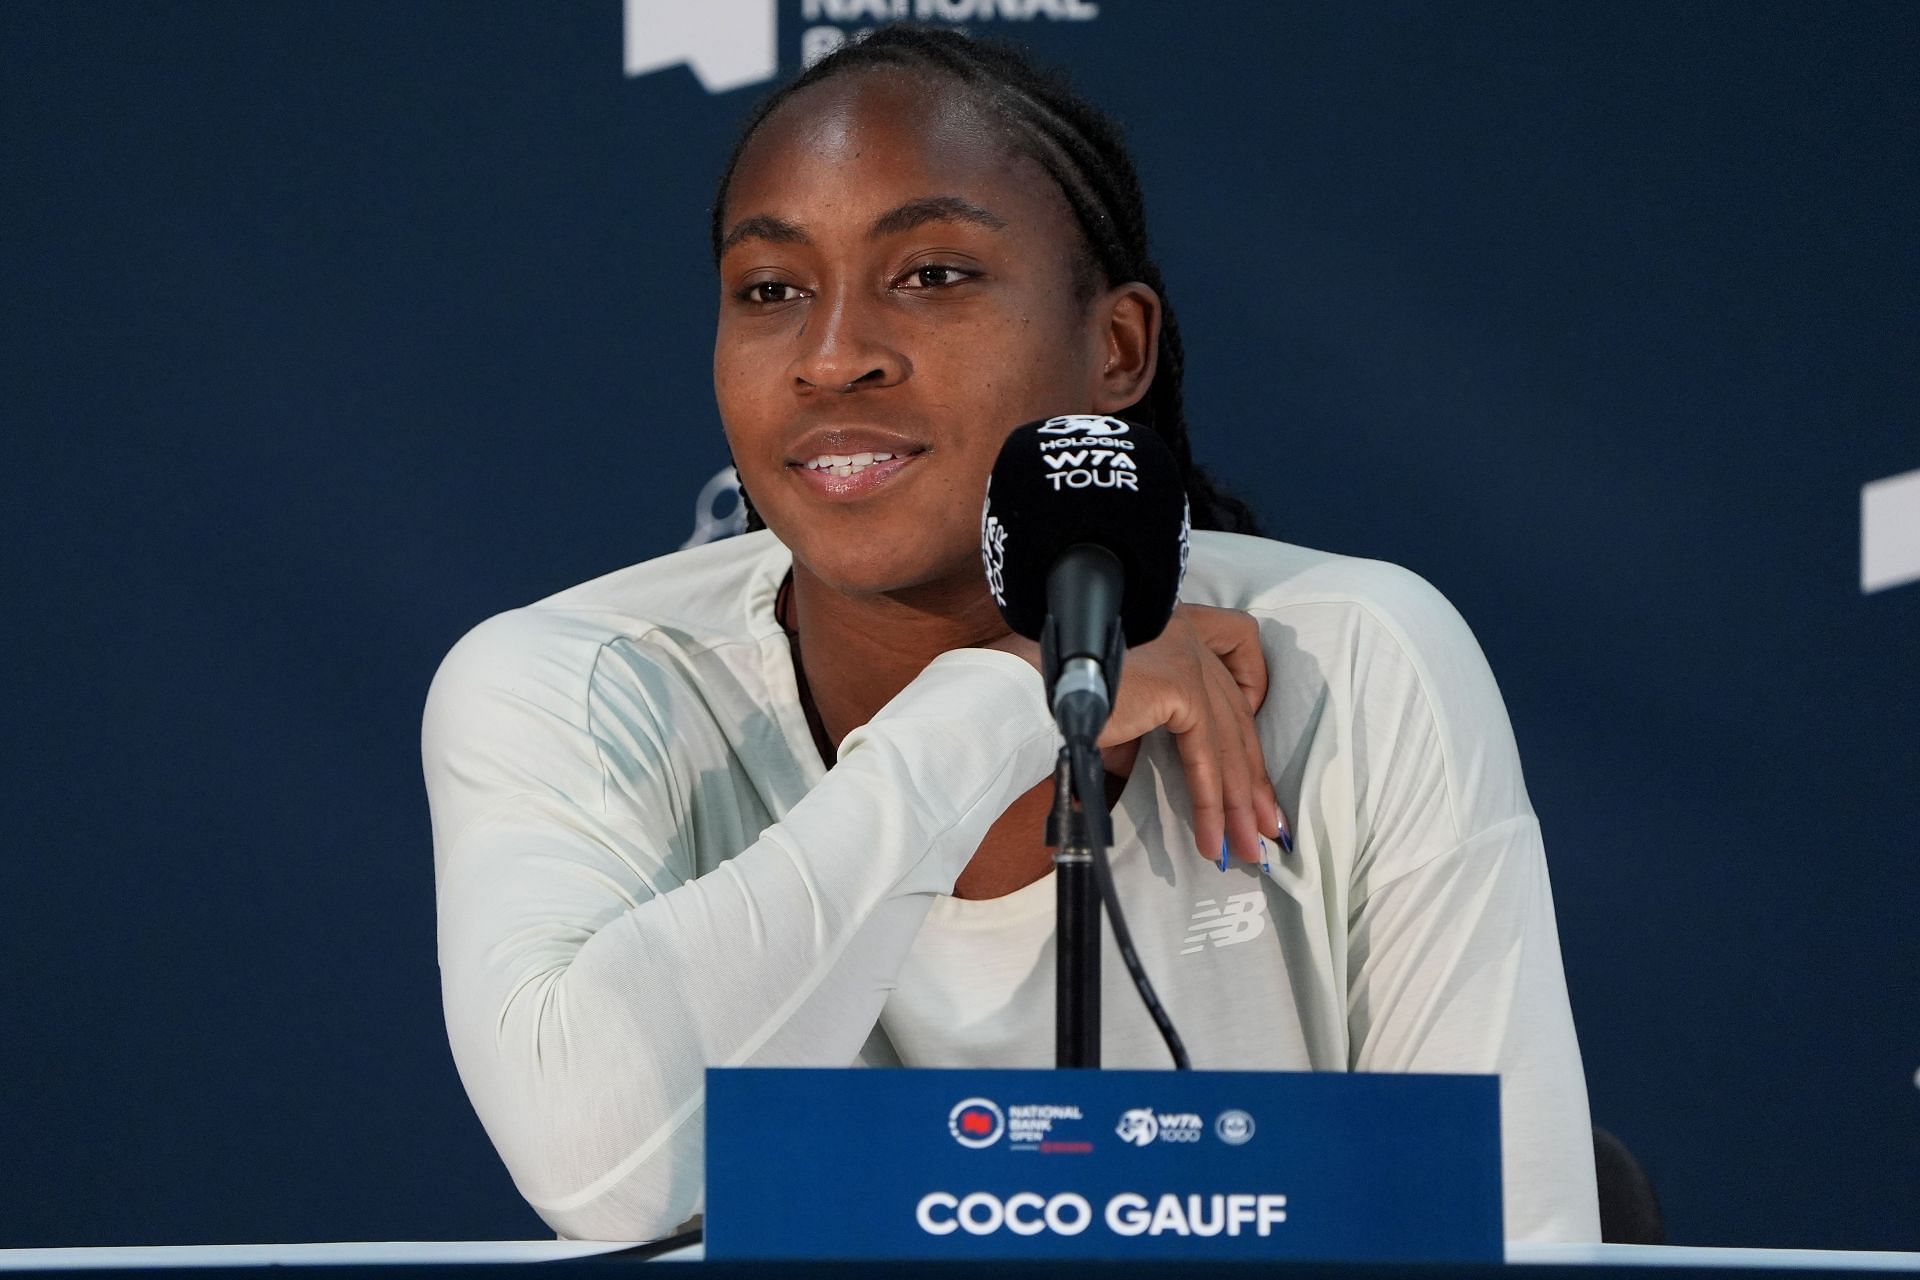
[1277,824,1295,855]
[1259,837,1270,874]
[1218,837,1230,872]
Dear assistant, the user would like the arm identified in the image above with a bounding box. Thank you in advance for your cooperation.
[1328,579,1600,1243]
[1348,816,1599,1242]
[424,614,1056,1240]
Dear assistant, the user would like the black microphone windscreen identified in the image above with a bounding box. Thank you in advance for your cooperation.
[981,415,1190,646]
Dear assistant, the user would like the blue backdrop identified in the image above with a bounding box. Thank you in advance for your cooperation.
[2,0,1914,1251]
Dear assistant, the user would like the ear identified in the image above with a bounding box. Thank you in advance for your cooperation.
[1087,281,1161,415]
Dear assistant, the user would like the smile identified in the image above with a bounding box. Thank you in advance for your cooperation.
[803,451,898,477]
[788,449,922,500]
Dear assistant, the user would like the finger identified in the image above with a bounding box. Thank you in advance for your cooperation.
[1202,654,1265,866]
[1210,654,1277,854]
[1162,679,1228,869]
[1188,608,1290,852]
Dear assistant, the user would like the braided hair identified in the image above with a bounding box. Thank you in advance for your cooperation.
[711,24,1262,537]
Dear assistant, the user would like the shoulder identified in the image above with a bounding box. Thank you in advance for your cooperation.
[1182,530,1476,661]
[1184,531,1530,839]
[421,533,793,862]
[424,531,790,733]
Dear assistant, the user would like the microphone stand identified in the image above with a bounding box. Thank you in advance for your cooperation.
[1040,587,1123,1071]
[1047,746,1101,1067]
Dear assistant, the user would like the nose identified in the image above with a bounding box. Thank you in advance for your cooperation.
[788,288,909,394]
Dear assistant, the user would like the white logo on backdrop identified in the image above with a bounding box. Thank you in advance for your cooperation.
[625,0,1101,92]
[1861,466,1920,594]
[624,0,778,92]
[682,465,749,548]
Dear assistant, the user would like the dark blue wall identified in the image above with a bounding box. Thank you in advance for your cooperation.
[3,1,1914,1251]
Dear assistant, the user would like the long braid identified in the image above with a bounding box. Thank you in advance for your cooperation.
[712,25,1262,537]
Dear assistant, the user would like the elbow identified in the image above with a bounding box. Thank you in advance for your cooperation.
[445,970,708,1242]
[517,1109,707,1242]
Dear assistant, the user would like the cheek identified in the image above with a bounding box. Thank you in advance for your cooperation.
[964,338,1094,431]
[713,343,778,449]
[922,304,1081,401]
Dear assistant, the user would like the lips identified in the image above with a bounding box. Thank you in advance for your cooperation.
[784,428,928,501]
[789,451,921,500]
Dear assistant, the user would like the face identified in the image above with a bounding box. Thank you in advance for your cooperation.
[714,70,1152,598]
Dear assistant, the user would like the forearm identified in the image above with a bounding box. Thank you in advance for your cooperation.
[434,649,1056,1239]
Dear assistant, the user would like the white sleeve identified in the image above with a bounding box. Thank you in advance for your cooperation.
[423,619,1057,1241]
[1329,577,1601,1243]
[1348,817,1599,1243]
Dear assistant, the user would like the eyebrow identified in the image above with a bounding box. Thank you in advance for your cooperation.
[719,195,1009,256]
[868,195,1008,239]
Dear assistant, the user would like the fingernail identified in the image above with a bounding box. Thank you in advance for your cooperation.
[1258,836,1270,874]
[1218,838,1230,872]
[1276,822,1294,855]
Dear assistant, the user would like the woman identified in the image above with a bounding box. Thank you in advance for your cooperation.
[424,26,1599,1244]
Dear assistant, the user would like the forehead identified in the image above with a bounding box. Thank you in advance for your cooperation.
[723,68,1073,244]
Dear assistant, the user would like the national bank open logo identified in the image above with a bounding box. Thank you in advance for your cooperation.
[949,1096,1095,1152]
[625,0,1102,93]
[948,1097,1005,1148]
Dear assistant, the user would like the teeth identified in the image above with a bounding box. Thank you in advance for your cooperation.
[805,450,902,473]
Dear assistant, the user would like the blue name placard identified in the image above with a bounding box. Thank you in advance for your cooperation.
[705,1067,1501,1262]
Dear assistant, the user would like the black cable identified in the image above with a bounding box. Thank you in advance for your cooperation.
[1068,741,1191,1071]
[595,1227,703,1259]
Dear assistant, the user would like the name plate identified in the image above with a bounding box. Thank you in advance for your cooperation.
[705,1067,1501,1261]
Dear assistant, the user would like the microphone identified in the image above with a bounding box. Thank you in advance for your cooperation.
[980,414,1191,745]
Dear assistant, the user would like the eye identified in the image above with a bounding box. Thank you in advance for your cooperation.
[896,263,974,291]
[738,279,806,305]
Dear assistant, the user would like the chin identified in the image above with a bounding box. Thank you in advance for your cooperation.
[796,541,945,598]
[779,515,981,601]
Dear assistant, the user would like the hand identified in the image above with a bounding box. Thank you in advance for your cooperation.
[986,604,1291,868]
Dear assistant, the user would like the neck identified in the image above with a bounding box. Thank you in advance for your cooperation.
[785,561,1010,753]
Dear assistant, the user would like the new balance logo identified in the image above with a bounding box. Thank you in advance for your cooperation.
[1181,891,1267,955]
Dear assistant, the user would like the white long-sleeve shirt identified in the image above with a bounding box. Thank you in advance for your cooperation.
[423,529,1600,1244]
